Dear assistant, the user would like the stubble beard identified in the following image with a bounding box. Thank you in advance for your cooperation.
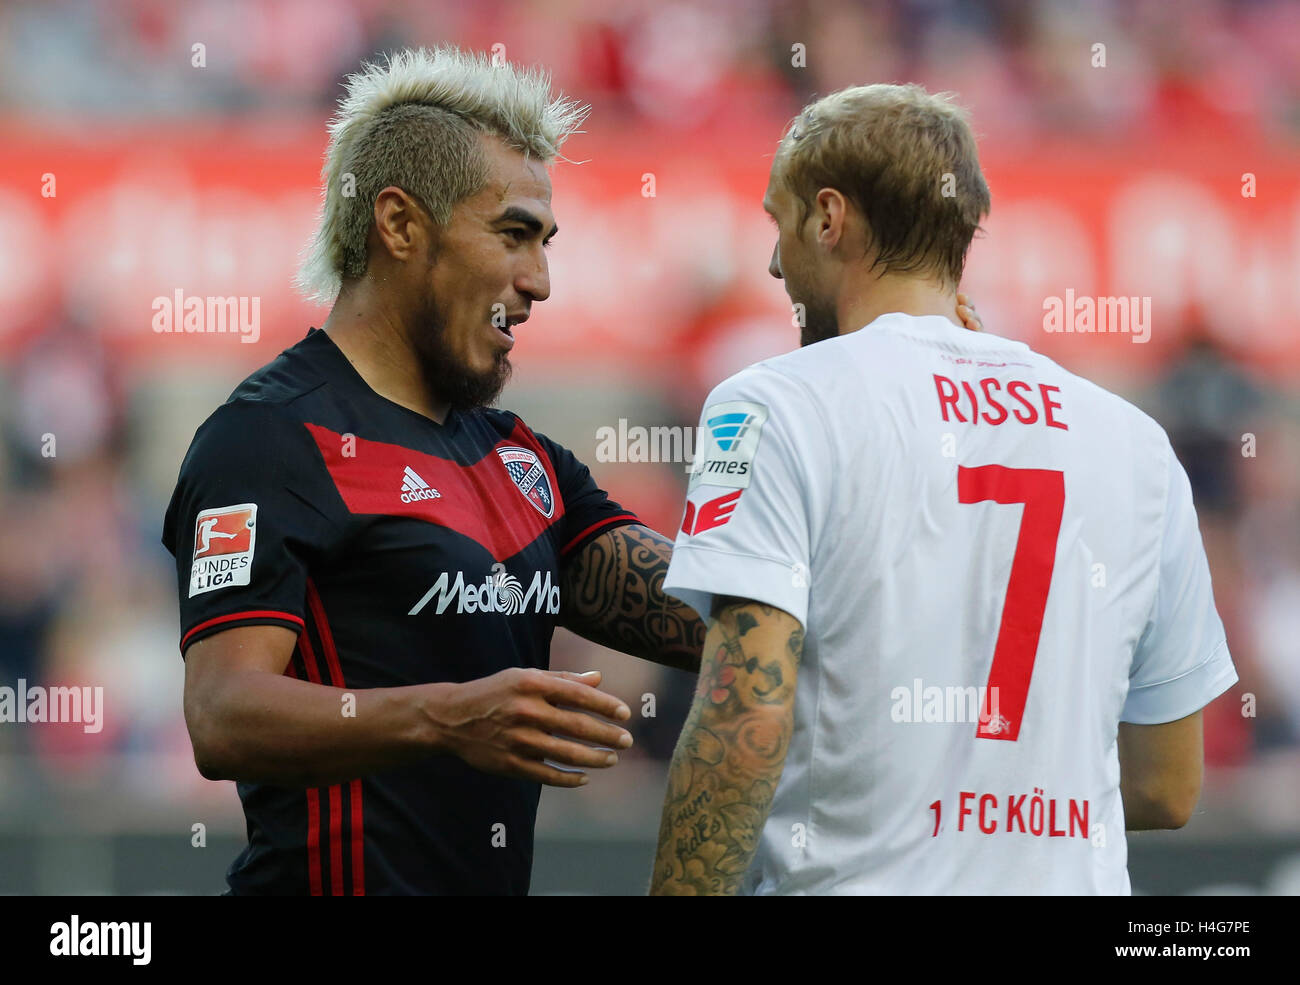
[795,289,840,348]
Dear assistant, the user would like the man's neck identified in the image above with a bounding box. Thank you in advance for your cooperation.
[321,287,449,423]
[837,273,960,337]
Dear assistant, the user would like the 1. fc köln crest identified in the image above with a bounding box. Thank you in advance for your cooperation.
[497,446,555,518]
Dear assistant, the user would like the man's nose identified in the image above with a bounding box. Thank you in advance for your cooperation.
[768,241,782,280]
[518,250,551,303]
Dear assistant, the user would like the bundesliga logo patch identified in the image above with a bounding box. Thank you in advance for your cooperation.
[190,503,257,597]
[497,446,554,518]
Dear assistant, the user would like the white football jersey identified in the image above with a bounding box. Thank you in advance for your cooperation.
[663,312,1236,895]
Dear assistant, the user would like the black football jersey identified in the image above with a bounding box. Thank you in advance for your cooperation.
[162,328,638,895]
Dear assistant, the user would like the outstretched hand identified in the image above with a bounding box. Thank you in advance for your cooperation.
[437,668,633,788]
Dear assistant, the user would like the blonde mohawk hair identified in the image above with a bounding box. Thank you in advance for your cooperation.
[296,46,589,303]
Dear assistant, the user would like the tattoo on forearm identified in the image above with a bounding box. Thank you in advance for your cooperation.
[560,524,705,672]
[650,600,804,895]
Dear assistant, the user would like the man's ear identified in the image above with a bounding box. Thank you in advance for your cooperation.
[813,187,848,252]
[373,186,431,265]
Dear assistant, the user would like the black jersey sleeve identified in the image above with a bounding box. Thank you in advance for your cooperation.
[531,432,640,561]
[161,400,342,655]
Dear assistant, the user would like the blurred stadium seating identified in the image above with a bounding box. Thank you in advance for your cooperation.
[0,0,1297,894]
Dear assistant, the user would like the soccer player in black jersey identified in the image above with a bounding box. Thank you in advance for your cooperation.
[162,47,703,895]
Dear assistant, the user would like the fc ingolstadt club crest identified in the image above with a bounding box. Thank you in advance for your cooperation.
[497,446,554,518]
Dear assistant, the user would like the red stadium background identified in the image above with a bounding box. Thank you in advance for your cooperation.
[4,123,1300,378]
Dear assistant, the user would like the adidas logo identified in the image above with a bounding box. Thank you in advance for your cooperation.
[399,466,441,504]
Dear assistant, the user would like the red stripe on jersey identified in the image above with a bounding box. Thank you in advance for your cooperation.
[306,580,346,687]
[297,624,327,891]
[349,779,366,896]
[303,421,565,561]
[296,626,324,685]
[304,579,365,896]
[179,610,304,652]
[561,514,640,557]
[306,788,323,896]
[328,784,344,896]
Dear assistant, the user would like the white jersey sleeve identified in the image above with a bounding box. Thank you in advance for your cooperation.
[1121,441,1237,724]
[663,366,829,627]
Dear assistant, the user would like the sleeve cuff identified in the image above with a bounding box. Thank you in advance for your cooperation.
[664,543,809,627]
[560,513,641,559]
[1120,640,1238,724]
[180,610,305,655]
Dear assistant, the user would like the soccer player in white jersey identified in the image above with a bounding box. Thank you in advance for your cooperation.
[649,83,1237,895]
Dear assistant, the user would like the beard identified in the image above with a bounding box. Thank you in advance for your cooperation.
[795,290,840,348]
[411,295,513,412]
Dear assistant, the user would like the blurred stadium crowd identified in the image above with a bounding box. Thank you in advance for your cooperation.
[3,0,1300,136]
[0,0,1298,873]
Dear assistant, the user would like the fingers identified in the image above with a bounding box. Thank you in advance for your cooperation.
[956,292,981,332]
[519,730,622,769]
[550,669,602,687]
[500,719,627,787]
[505,756,592,788]
[536,704,634,750]
[468,668,639,787]
[534,671,631,723]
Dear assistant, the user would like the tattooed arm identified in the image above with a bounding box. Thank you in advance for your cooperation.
[649,596,804,895]
[559,524,705,674]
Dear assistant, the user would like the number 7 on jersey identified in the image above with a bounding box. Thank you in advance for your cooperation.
[958,465,1065,742]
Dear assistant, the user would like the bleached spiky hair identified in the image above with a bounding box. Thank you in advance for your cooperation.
[295,46,590,303]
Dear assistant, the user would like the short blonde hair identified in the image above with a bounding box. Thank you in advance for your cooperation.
[774,83,989,286]
[296,46,589,303]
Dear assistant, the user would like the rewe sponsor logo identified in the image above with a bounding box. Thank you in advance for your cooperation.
[680,490,742,536]
[408,563,561,616]
[50,915,151,965]
[151,289,260,343]
[399,466,441,503]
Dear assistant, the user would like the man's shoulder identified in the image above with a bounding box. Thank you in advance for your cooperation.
[176,400,321,494]
[1021,343,1170,444]
[705,348,824,407]
[165,338,339,547]
[714,328,901,401]
[222,330,332,411]
[187,332,335,444]
[186,359,332,468]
